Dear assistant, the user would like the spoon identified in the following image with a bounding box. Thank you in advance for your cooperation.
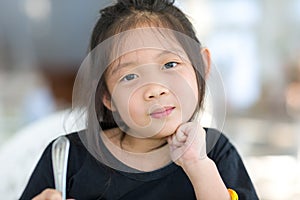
[51,136,70,200]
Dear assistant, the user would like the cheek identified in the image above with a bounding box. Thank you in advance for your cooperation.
[112,87,150,127]
[169,72,198,121]
[172,83,197,121]
[128,92,151,126]
[184,69,199,98]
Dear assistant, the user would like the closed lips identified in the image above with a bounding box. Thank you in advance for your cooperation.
[150,106,175,118]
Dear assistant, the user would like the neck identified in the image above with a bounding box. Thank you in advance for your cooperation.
[101,128,172,171]
[121,133,168,153]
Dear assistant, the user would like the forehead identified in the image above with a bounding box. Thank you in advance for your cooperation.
[89,27,199,78]
[106,28,189,71]
[112,28,182,55]
[106,48,186,75]
[118,47,186,63]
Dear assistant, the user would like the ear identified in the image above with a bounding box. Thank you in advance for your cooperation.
[102,92,117,112]
[201,48,211,79]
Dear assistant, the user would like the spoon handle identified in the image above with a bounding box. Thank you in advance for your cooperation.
[51,136,70,200]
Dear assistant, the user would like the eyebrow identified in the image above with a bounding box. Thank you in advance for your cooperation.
[109,49,184,75]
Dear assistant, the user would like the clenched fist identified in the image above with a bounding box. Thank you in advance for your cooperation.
[167,122,207,167]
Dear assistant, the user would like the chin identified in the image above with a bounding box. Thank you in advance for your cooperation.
[152,124,180,138]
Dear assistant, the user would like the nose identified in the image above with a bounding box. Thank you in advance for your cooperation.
[144,84,169,100]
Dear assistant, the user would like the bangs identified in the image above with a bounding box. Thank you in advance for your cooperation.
[103,26,196,76]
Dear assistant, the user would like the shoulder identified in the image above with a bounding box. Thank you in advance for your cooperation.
[44,131,85,153]
[63,131,89,161]
[52,131,94,179]
[40,131,89,169]
[204,128,236,162]
[65,131,84,148]
[204,128,259,199]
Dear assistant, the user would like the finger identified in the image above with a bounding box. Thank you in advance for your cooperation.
[177,122,194,136]
[171,134,184,147]
[32,189,62,200]
[167,135,172,144]
[175,128,187,143]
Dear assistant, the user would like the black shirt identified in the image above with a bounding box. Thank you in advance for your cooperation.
[20,128,259,200]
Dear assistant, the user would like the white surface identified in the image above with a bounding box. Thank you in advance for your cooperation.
[246,156,300,200]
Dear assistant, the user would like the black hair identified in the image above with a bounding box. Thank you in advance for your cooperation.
[90,0,206,129]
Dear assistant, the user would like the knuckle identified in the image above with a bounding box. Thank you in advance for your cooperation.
[41,188,61,199]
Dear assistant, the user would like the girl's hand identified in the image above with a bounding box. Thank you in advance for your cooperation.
[32,188,75,200]
[167,122,207,167]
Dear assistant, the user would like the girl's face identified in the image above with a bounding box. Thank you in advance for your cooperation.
[103,48,199,139]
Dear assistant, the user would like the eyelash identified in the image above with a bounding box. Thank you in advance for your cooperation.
[120,74,139,82]
[162,61,178,69]
[120,61,179,82]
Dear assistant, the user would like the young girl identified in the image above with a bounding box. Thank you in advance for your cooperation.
[21,0,258,199]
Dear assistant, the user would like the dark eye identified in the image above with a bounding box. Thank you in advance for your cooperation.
[121,74,138,82]
[163,62,178,69]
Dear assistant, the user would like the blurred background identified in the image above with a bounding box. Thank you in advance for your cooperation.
[0,0,300,199]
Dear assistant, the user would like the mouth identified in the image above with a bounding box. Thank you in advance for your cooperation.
[149,106,175,119]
